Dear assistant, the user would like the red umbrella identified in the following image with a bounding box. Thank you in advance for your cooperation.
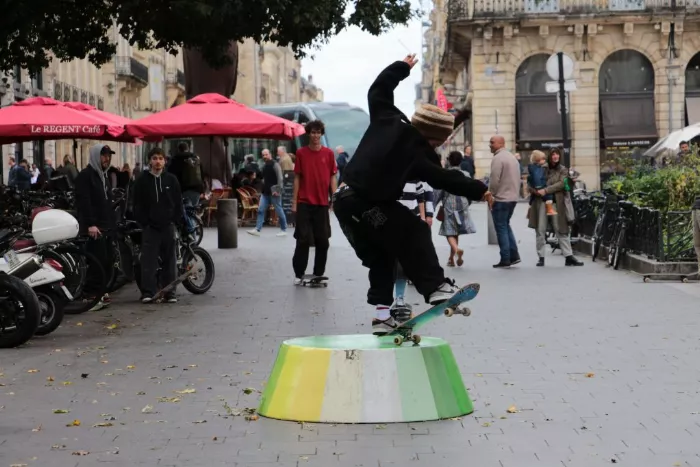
[0,97,127,143]
[63,102,138,143]
[124,93,306,140]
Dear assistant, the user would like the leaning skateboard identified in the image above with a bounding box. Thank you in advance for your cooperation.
[385,283,480,346]
[632,271,700,283]
[151,263,205,303]
[298,274,328,288]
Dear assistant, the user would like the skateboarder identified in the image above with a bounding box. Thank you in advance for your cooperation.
[333,54,492,334]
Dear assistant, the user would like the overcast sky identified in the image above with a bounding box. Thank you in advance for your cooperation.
[301,4,425,118]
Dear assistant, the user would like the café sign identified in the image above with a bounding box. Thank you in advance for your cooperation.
[30,125,103,135]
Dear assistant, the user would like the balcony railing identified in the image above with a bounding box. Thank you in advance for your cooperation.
[115,56,149,86]
[449,0,698,20]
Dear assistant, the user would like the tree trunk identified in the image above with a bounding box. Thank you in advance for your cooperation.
[182,43,239,185]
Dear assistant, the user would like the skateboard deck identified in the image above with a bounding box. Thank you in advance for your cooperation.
[299,275,328,288]
[384,283,480,345]
[632,271,700,283]
[151,263,205,303]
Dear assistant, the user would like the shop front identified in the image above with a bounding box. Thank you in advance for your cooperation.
[598,49,658,183]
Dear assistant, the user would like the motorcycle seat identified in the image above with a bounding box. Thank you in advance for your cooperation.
[13,239,36,251]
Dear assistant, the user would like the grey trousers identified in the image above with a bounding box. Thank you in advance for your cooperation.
[534,199,572,258]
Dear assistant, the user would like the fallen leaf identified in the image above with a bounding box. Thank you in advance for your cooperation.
[585,372,595,378]
[375,424,387,429]
[245,414,259,421]
[100,413,112,417]
[141,405,154,413]
[475,373,483,377]
[481,422,491,427]
[189,364,198,368]
[193,420,207,424]
[92,422,113,427]
[27,369,39,373]
[126,365,135,370]
[67,419,81,427]
[72,450,89,456]
[137,391,146,395]
[300,456,309,460]
[499,416,507,419]
[32,424,42,432]
[157,397,181,403]
[507,405,519,413]
[106,324,118,330]
[242,388,256,395]
[76,322,83,326]
[10,463,28,467]
[51,444,66,450]
[47,376,55,382]
[62,381,72,386]
[175,388,196,394]
[81,373,89,379]
[100,360,109,364]
[212,436,218,441]
[53,409,70,414]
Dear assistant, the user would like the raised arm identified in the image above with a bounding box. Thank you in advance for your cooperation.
[367,55,418,121]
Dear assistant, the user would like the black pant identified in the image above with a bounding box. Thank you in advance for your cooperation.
[140,225,177,297]
[333,187,444,305]
[292,203,331,278]
[85,235,114,296]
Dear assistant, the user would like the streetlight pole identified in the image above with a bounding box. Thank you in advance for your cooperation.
[557,52,571,168]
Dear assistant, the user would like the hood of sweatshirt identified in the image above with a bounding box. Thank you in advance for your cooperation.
[89,144,109,199]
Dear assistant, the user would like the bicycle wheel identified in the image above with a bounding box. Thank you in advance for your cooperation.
[181,247,215,294]
[609,225,626,270]
[57,247,108,315]
[591,215,605,261]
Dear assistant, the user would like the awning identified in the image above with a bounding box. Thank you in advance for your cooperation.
[516,96,569,145]
[600,95,657,147]
[686,97,700,125]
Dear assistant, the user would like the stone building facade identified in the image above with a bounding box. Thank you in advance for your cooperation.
[438,0,700,188]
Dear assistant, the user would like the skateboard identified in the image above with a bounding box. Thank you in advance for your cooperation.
[632,271,700,283]
[151,263,205,303]
[299,275,328,288]
[385,283,480,346]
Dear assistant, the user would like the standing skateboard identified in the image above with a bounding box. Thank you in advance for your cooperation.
[385,283,480,346]
[151,263,204,303]
[632,271,700,283]
[299,274,328,288]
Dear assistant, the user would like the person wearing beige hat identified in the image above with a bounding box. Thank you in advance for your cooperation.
[332,54,493,335]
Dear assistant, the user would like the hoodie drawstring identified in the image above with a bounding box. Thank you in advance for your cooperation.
[153,173,163,203]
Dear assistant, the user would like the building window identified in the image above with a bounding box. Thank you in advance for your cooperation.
[598,49,657,182]
[514,54,570,159]
[685,52,700,126]
[31,70,43,90]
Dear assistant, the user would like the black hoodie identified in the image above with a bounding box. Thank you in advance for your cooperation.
[341,61,487,203]
[133,170,184,230]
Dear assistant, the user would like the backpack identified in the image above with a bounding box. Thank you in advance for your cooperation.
[182,154,202,188]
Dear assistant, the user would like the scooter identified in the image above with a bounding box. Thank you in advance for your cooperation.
[0,228,43,348]
[0,209,79,336]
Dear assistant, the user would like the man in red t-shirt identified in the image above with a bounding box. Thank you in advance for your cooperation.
[291,120,338,284]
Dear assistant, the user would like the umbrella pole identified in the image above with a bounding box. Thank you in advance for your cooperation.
[73,139,77,167]
[223,137,229,186]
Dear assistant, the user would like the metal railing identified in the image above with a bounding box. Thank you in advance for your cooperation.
[448,0,696,20]
[115,56,149,85]
[573,195,694,262]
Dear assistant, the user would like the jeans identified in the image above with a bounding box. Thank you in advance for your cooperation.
[255,194,287,232]
[182,190,200,234]
[492,201,519,263]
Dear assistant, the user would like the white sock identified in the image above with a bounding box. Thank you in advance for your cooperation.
[375,305,391,320]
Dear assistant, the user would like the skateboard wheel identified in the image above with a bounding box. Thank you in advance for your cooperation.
[411,335,421,345]
[682,277,689,283]
[643,277,650,283]
[462,307,471,317]
[444,308,454,317]
[393,336,404,346]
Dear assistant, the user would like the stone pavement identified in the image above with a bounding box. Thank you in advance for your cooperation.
[2,203,700,467]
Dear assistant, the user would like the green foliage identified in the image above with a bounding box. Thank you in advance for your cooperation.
[604,150,700,212]
[0,0,418,73]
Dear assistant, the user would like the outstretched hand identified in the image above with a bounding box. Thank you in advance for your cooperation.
[402,54,418,69]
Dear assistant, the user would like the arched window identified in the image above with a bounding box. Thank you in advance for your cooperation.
[684,52,700,125]
[598,49,657,149]
[515,54,569,151]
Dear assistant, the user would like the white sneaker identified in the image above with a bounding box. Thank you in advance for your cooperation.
[372,316,398,335]
[293,277,302,285]
[428,279,459,305]
[247,229,261,236]
[276,231,287,237]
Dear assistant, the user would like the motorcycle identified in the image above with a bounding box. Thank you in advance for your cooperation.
[0,209,79,336]
[0,228,42,348]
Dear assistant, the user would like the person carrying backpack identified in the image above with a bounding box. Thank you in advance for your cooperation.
[168,142,203,235]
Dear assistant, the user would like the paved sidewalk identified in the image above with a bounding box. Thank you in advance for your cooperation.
[1,203,700,466]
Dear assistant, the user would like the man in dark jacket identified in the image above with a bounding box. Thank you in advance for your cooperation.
[134,147,184,304]
[74,144,117,307]
[167,142,203,235]
[333,54,492,334]
[460,145,476,178]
